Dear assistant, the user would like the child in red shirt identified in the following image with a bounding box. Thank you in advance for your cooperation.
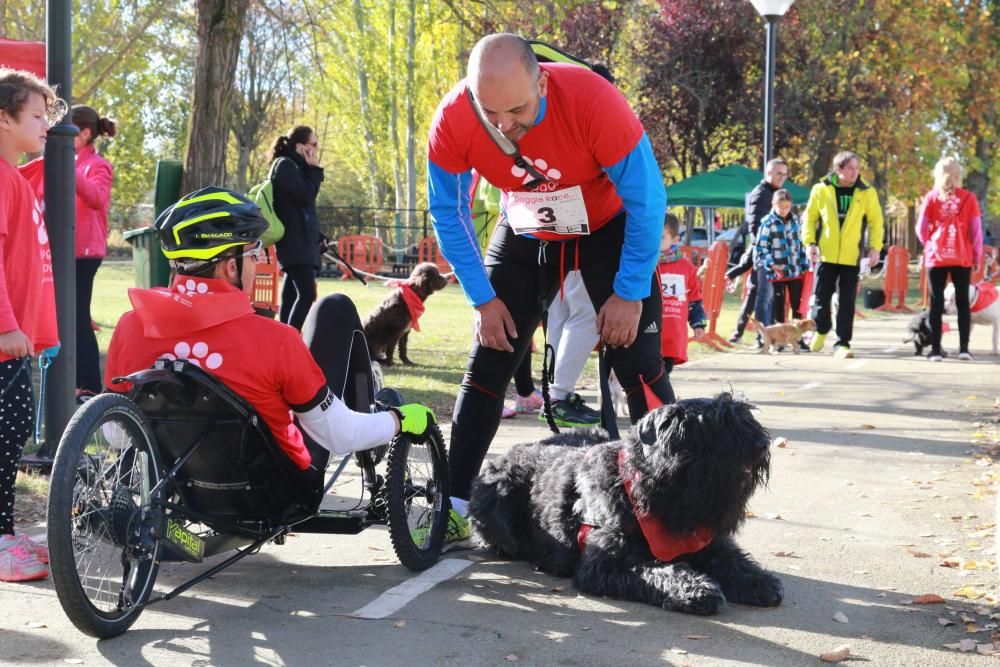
[0,69,64,582]
[657,214,706,403]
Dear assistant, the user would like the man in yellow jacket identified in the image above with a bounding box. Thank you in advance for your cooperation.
[803,151,884,358]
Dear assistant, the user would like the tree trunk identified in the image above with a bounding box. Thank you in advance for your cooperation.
[388,0,403,210]
[809,109,841,184]
[183,0,249,192]
[353,0,384,208]
[404,0,417,226]
[966,137,993,221]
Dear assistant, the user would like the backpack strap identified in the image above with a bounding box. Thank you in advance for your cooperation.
[465,88,548,190]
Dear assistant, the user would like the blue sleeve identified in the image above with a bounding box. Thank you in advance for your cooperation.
[427,160,494,307]
[687,299,707,329]
[603,133,666,301]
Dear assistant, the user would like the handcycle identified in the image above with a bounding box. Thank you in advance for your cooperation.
[45,355,450,639]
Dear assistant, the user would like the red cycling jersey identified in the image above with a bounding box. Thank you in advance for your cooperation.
[105,276,328,470]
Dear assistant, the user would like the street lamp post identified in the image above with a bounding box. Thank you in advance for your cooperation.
[749,0,795,169]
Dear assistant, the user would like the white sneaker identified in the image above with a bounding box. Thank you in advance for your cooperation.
[927,352,943,362]
[958,352,973,361]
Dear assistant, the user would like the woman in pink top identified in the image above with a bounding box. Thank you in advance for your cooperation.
[71,105,115,395]
[916,157,984,361]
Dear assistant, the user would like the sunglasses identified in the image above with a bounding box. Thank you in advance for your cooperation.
[237,240,265,263]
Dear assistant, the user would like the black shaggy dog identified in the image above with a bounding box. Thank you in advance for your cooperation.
[469,393,782,615]
[363,262,449,366]
[904,310,932,355]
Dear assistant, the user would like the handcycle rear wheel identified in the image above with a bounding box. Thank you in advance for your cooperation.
[385,423,449,571]
[47,393,163,638]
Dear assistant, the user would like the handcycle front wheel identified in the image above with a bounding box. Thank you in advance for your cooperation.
[385,423,449,571]
[47,393,163,639]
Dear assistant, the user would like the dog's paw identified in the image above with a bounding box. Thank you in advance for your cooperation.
[727,573,784,607]
[667,582,725,616]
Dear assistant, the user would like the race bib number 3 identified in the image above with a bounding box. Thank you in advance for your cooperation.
[505,185,590,236]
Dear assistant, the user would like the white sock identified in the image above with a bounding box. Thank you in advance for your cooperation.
[450,496,469,517]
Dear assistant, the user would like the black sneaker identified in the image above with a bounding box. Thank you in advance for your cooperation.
[541,392,601,428]
[798,340,811,353]
[753,338,765,351]
[728,332,743,344]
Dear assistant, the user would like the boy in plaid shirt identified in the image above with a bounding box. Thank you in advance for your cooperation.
[753,189,809,333]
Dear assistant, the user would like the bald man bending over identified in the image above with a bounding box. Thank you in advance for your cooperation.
[424,33,669,544]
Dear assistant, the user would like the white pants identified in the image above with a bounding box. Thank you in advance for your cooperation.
[546,271,599,401]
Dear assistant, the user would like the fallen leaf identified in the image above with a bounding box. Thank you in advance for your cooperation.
[913,594,946,604]
[819,645,852,662]
[684,634,710,640]
[24,621,47,629]
[966,622,980,633]
[939,559,961,568]
[505,655,519,662]
[764,513,783,520]
[833,612,849,624]
[772,551,798,558]
[907,549,933,558]
[393,620,406,628]
[861,424,877,429]
[939,617,956,626]
[943,639,977,652]
[978,644,998,655]
[773,437,789,448]
[954,586,986,600]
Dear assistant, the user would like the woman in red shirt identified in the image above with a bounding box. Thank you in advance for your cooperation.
[916,157,984,361]
[71,105,116,396]
[0,68,63,582]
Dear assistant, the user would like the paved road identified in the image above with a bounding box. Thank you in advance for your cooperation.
[2,312,998,666]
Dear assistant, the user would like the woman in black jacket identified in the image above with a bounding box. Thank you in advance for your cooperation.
[270,125,325,330]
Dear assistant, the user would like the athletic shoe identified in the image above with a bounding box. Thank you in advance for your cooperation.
[810,332,827,353]
[833,344,854,359]
[543,392,600,428]
[958,351,973,361]
[0,534,48,564]
[513,390,543,414]
[927,352,944,362]
[728,332,743,344]
[501,405,517,419]
[410,509,471,547]
[0,544,48,582]
[798,340,812,353]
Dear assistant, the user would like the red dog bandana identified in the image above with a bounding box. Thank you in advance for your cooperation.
[577,450,714,562]
[972,282,998,314]
[398,283,426,331]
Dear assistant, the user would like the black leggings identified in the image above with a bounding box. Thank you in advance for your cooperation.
[449,218,670,500]
[928,265,971,354]
[280,265,318,332]
[301,293,374,412]
[76,258,103,393]
[0,358,33,535]
[772,277,805,323]
[512,353,535,397]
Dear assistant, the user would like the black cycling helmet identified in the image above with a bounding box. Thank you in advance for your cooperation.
[155,186,267,261]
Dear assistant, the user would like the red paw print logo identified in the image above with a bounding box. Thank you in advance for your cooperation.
[511,156,561,185]
[32,199,46,245]
[176,279,212,295]
[163,340,223,370]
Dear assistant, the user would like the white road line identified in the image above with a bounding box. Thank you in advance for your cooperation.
[351,558,473,619]
[846,360,868,370]
[797,381,822,391]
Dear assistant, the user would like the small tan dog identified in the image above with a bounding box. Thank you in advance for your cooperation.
[749,317,817,354]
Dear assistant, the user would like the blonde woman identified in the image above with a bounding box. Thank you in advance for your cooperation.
[916,157,984,361]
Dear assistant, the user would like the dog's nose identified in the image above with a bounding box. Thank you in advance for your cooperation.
[755,438,769,452]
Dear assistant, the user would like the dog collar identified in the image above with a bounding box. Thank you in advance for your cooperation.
[396,283,426,331]
[618,449,714,562]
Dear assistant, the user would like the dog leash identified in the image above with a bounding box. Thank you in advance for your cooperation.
[598,346,619,439]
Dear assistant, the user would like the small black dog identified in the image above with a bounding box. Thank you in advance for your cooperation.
[904,310,932,355]
[363,262,449,366]
[470,393,782,615]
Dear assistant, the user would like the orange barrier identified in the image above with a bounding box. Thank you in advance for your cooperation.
[678,245,707,267]
[693,240,732,350]
[251,246,280,316]
[336,234,383,280]
[416,236,457,283]
[875,246,913,313]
